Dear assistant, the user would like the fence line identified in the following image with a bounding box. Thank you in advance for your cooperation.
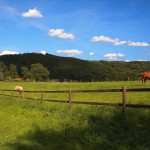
[0,88,124,93]
[1,88,150,93]
[0,87,150,112]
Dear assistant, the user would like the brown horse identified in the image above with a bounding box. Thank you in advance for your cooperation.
[138,72,150,85]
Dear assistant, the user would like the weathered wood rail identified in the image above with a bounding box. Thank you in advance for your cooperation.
[0,87,150,112]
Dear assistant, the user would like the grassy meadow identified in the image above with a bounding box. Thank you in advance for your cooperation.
[0,81,150,150]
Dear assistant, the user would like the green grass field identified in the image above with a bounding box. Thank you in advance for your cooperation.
[0,81,150,150]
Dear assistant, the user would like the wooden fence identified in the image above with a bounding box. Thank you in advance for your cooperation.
[0,86,150,112]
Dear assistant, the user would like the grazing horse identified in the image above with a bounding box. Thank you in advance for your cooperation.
[138,72,150,85]
[15,86,23,95]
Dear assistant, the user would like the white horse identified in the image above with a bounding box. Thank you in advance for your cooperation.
[15,86,23,94]
[15,86,23,91]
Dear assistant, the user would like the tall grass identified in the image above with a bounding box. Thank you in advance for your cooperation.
[0,81,150,150]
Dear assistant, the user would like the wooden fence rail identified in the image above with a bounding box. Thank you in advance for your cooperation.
[0,87,150,112]
[1,88,150,93]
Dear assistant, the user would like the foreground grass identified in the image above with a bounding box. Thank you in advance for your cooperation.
[0,81,150,150]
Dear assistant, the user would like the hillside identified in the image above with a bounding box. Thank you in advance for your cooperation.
[0,53,150,81]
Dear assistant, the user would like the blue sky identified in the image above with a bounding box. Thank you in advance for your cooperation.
[0,0,150,61]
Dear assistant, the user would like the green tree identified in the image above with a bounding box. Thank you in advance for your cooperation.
[30,63,50,82]
[0,72,4,81]
[0,61,8,79]
[9,64,19,79]
[21,66,31,80]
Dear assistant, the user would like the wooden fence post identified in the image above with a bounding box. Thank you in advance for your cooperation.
[10,90,13,100]
[22,90,24,99]
[40,91,43,102]
[122,86,126,113]
[11,90,13,96]
[69,89,72,110]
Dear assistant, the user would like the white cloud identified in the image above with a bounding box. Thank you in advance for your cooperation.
[91,35,149,47]
[56,49,83,57]
[104,53,125,60]
[137,59,147,61]
[117,53,125,58]
[89,52,95,56]
[48,29,75,40]
[0,50,19,56]
[128,42,149,47]
[114,41,127,46]
[40,51,46,55]
[91,35,127,46]
[21,8,43,18]
[91,35,119,43]
[104,53,117,60]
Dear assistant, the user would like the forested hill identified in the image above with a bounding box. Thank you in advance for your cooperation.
[0,53,150,81]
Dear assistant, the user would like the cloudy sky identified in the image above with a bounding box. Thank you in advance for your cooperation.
[0,0,150,61]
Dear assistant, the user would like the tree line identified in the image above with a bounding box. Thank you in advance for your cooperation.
[0,53,150,82]
[0,62,50,81]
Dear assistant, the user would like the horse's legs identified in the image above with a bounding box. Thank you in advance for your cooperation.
[144,77,147,86]
[142,77,144,85]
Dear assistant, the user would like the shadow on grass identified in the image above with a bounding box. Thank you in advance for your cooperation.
[10,109,150,150]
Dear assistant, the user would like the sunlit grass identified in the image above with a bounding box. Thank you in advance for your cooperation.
[1,81,150,104]
[0,81,150,150]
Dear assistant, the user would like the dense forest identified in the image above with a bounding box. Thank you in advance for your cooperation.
[0,53,150,81]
